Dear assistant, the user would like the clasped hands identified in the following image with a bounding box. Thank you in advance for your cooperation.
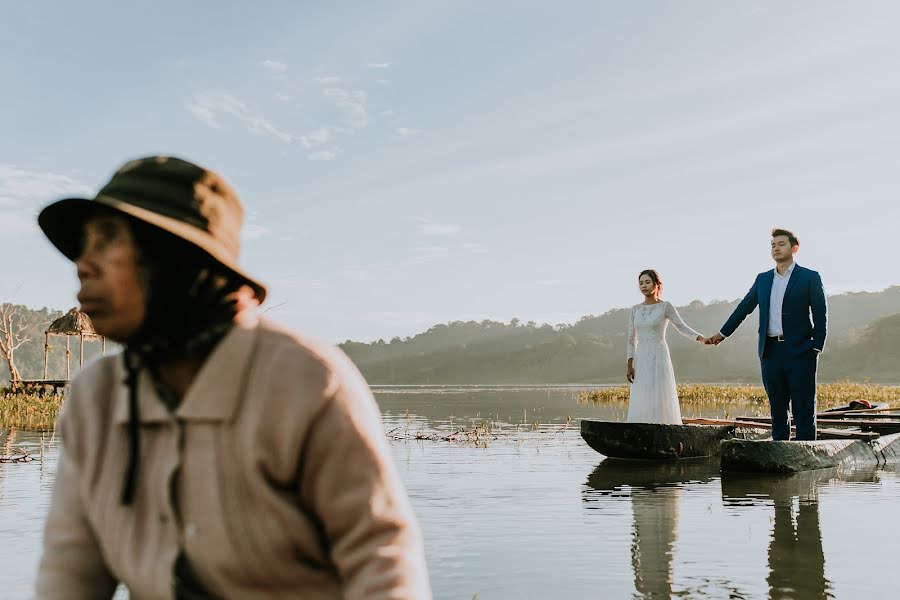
[700,333,725,346]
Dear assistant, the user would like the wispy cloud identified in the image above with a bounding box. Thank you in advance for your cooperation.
[377,79,390,86]
[300,127,332,149]
[308,149,340,161]
[324,87,368,132]
[185,90,294,143]
[396,127,423,137]
[289,85,368,160]
[367,62,391,69]
[0,165,92,207]
[536,280,563,287]
[242,223,272,241]
[314,75,341,84]
[298,127,340,161]
[408,246,449,266]
[186,81,369,161]
[380,109,397,117]
[260,59,288,76]
[0,165,92,236]
[417,218,462,237]
[463,242,488,254]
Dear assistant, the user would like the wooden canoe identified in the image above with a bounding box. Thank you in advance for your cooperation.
[580,419,767,460]
[720,432,900,473]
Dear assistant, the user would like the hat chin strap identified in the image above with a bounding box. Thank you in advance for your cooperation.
[120,349,142,506]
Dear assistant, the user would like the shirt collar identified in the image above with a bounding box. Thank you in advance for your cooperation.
[113,313,260,425]
[774,262,797,278]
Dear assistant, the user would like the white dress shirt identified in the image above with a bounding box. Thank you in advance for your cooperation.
[767,262,795,336]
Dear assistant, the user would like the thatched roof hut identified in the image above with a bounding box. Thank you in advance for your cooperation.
[47,307,102,338]
[43,307,106,379]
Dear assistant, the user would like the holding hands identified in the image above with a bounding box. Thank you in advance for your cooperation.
[703,333,725,346]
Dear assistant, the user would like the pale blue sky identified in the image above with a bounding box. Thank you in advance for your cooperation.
[2,1,898,342]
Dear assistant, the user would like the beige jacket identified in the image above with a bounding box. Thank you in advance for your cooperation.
[36,315,432,599]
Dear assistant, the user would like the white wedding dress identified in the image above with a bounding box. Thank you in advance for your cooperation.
[626,301,701,424]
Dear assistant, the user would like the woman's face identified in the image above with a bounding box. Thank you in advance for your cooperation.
[75,215,146,341]
[638,274,658,298]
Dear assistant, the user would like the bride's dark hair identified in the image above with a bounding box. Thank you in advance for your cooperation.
[638,269,663,298]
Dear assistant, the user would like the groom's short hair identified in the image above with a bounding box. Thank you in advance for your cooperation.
[771,228,799,247]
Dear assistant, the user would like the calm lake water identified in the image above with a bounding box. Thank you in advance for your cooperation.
[2,387,899,599]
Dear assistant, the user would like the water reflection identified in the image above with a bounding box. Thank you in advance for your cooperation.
[584,458,720,598]
[722,468,877,600]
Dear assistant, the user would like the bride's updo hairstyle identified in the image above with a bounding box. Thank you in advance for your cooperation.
[638,269,663,299]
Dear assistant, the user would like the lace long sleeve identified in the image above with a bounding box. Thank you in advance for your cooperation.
[626,307,637,359]
[665,301,701,341]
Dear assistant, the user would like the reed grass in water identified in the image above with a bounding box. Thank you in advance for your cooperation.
[0,391,63,431]
[578,380,899,409]
[2,381,897,431]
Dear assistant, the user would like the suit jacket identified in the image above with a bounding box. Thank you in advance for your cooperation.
[720,264,827,358]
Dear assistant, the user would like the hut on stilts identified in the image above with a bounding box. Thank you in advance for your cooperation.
[16,308,106,393]
[44,307,106,380]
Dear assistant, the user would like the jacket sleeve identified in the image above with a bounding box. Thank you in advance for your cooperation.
[720,275,760,338]
[299,355,432,600]
[36,400,118,599]
[810,271,827,352]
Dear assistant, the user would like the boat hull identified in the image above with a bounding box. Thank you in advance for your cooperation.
[720,433,900,473]
[580,420,753,459]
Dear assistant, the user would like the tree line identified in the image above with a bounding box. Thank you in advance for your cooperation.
[3,286,898,385]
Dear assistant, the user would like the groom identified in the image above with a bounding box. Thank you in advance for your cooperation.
[706,228,827,440]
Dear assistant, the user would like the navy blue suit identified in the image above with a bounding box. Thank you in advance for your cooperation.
[720,265,827,440]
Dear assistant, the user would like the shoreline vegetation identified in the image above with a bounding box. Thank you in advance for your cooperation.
[578,381,900,412]
[2,381,897,432]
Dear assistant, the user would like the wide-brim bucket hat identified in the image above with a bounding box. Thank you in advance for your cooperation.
[38,155,267,302]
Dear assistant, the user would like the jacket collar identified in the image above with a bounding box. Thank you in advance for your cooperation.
[113,314,260,425]
[782,262,801,300]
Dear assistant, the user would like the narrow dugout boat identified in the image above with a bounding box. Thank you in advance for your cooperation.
[720,432,900,473]
[579,420,766,460]
[580,401,894,461]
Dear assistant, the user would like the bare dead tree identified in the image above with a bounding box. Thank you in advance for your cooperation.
[0,303,33,388]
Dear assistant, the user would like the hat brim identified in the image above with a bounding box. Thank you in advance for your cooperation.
[38,195,268,303]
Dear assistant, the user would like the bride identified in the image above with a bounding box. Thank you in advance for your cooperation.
[626,269,705,424]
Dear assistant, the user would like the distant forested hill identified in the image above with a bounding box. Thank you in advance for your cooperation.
[3,286,897,385]
[341,287,900,384]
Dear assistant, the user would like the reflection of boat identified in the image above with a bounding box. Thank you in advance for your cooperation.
[580,420,764,459]
[721,466,879,503]
[721,432,900,473]
[721,468,878,600]
[585,456,720,493]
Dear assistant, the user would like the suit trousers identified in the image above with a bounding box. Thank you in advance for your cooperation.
[761,337,819,440]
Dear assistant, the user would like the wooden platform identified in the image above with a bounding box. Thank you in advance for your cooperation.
[14,379,69,393]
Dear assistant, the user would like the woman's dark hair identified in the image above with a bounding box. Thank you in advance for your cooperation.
[120,216,248,505]
[126,217,247,361]
[638,269,663,298]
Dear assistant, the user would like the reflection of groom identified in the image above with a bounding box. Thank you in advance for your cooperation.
[707,228,827,440]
